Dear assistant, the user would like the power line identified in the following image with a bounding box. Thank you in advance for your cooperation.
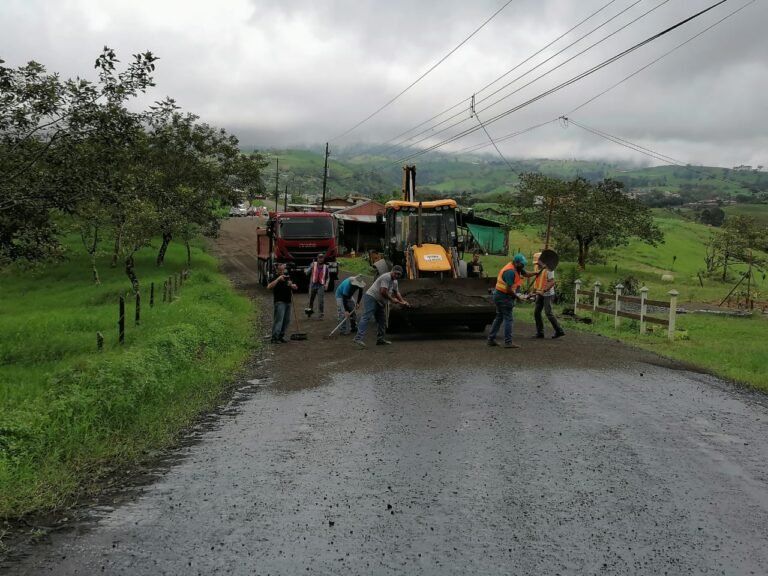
[369,0,622,157]
[331,0,517,142]
[392,0,672,159]
[393,0,732,165]
[470,94,518,172]
[454,0,754,157]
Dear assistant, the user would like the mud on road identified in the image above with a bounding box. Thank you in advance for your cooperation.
[3,217,768,575]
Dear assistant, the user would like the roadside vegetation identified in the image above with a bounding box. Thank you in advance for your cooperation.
[0,235,255,519]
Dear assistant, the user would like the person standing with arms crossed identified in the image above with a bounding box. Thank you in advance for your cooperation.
[305,253,329,319]
[488,253,538,348]
[532,253,565,339]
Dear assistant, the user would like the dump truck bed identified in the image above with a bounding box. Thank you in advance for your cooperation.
[387,277,497,333]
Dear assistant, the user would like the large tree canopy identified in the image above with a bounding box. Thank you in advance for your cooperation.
[518,174,663,269]
[1,48,267,288]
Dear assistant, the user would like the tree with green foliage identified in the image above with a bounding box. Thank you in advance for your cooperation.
[0,47,159,266]
[705,215,766,281]
[518,174,663,269]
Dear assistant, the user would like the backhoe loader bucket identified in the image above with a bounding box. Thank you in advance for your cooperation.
[387,277,497,333]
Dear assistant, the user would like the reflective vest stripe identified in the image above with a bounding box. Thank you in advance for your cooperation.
[533,269,547,291]
[495,263,521,294]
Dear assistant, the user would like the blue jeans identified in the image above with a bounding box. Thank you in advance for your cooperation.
[354,294,386,343]
[309,283,325,315]
[272,301,292,340]
[488,292,515,344]
[336,297,357,335]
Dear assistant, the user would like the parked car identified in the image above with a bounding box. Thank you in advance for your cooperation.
[229,203,247,217]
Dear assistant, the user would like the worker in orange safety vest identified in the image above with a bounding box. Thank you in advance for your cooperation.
[531,252,565,339]
[487,253,539,348]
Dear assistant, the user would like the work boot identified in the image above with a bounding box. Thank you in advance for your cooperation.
[504,343,521,349]
[279,337,289,343]
[487,339,498,347]
[304,307,313,317]
[552,331,565,339]
[376,339,392,345]
[353,339,366,348]
[532,333,544,339]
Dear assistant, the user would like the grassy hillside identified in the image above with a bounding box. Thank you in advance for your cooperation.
[265,148,767,203]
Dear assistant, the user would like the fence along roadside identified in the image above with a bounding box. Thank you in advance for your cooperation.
[574,279,680,341]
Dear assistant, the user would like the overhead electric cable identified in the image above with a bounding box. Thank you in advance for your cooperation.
[393,0,731,165]
[395,0,673,158]
[331,0,517,142]
[370,0,621,156]
[470,94,518,172]
[455,0,754,157]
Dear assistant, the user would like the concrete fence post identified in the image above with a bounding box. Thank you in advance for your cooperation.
[614,284,624,329]
[639,287,649,334]
[593,281,601,314]
[574,279,582,311]
[668,289,679,341]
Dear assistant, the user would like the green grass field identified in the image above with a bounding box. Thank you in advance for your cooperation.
[0,236,256,518]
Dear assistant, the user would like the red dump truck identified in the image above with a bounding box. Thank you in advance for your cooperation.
[256,211,340,291]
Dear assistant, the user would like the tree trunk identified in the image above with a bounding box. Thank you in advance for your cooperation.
[157,232,172,266]
[185,240,192,267]
[577,239,587,270]
[125,254,140,294]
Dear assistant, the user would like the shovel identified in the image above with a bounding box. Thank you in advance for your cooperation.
[290,303,308,340]
[326,303,359,338]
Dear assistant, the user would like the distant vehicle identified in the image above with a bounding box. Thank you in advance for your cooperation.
[229,203,247,217]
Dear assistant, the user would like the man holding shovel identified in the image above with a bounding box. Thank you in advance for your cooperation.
[334,275,366,336]
[353,265,409,347]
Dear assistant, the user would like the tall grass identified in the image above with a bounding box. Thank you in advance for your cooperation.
[0,236,256,518]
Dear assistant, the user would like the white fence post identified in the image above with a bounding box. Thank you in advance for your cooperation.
[668,289,679,341]
[574,279,582,311]
[593,281,601,314]
[639,287,649,334]
[614,284,623,329]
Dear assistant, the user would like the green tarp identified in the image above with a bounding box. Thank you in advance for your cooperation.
[467,223,507,255]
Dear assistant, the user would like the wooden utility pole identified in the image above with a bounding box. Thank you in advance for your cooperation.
[321,142,329,211]
[274,157,279,211]
[544,196,555,249]
[284,183,288,211]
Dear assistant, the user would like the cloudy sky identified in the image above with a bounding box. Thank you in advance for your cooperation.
[2,0,767,168]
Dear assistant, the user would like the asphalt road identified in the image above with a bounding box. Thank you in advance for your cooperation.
[3,218,767,575]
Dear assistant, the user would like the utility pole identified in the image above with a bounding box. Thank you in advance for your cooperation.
[284,183,288,211]
[321,142,329,211]
[274,158,279,211]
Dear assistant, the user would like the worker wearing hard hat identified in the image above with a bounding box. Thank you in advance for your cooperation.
[488,253,539,349]
[532,252,565,339]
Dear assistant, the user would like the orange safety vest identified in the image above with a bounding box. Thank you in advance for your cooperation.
[532,268,548,292]
[495,262,522,294]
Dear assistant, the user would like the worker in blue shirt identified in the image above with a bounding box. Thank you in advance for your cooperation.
[334,275,366,335]
[488,253,539,349]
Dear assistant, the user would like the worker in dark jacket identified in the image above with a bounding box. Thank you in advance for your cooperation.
[267,263,297,343]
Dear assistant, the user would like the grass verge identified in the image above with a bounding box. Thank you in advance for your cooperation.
[0,237,257,519]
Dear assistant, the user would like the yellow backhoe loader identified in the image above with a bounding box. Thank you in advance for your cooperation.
[371,165,497,332]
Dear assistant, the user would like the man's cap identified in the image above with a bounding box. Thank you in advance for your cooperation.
[512,253,528,266]
[392,265,404,275]
[350,275,366,288]
[317,253,325,258]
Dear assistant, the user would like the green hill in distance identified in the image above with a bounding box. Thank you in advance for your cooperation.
[252,147,768,206]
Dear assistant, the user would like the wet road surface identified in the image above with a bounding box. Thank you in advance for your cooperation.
[4,362,768,575]
[3,218,767,575]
